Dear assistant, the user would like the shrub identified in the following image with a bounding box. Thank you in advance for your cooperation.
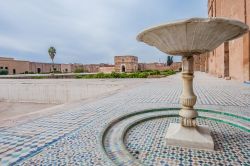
[74,69,176,79]
[83,74,94,79]
[75,74,83,79]
[127,73,138,78]
[31,76,47,79]
[120,72,127,78]
[110,72,120,78]
[138,72,149,78]
[74,68,85,73]
[161,70,176,76]
[148,70,160,75]
[96,72,105,78]
[144,70,154,72]
[0,69,8,75]
[53,71,62,74]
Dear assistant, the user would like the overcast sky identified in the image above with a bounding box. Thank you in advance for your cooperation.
[0,0,207,64]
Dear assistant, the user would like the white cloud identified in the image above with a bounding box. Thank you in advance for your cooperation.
[0,0,207,63]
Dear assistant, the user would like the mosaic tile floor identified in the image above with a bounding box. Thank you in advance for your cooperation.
[0,72,250,165]
[101,108,249,165]
[125,117,250,166]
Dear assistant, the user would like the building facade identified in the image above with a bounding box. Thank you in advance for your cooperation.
[29,62,61,73]
[0,57,30,74]
[61,64,72,73]
[206,0,250,81]
[0,57,66,74]
[0,57,114,74]
[114,56,138,72]
[114,55,181,72]
[1,55,180,75]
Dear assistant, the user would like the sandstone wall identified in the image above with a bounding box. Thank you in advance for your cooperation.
[29,62,61,73]
[99,67,115,73]
[208,0,250,81]
[61,64,72,73]
[0,79,124,103]
[138,62,181,71]
[82,64,100,73]
[0,59,29,74]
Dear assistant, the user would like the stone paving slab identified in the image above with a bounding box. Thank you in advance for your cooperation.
[0,72,249,165]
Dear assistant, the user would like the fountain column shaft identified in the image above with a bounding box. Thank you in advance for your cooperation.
[179,56,198,127]
[165,55,214,150]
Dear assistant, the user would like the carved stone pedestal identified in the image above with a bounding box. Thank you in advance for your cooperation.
[165,56,214,150]
[165,123,214,150]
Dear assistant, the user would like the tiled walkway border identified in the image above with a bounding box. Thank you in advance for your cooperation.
[101,108,250,165]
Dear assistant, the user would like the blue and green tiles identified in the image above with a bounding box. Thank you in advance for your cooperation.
[125,117,250,165]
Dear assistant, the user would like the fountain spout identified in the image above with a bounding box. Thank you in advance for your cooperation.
[180,56,197,127]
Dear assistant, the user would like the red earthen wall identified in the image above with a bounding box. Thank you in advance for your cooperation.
[208,0,250,81]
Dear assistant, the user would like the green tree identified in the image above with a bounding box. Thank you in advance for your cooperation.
[48,46,56,73]
[167,56,173,66]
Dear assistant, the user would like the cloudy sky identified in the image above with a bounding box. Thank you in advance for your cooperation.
[0,0,207,64]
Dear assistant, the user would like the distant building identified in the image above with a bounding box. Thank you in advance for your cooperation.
[29,62,61,73]
[0,55,181,75]
[114,55,181,72]
[114,56,138,72]
[0,57,30,74]
[61,64,72,73]
[0,56,114,74]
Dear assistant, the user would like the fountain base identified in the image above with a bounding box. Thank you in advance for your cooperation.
[165,123,214,150]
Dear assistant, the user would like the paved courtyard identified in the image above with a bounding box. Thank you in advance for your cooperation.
[0,102,57,122]
[0,72,250,165]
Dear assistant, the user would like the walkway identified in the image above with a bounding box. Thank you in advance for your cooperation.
[0,72,249,165]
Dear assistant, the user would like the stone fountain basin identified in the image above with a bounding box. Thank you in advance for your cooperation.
[137,17,249,55]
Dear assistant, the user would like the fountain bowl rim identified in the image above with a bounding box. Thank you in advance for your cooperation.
[137,17,249,43]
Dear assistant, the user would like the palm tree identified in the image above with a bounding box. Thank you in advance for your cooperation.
[167,56,173,66]
[48,46,56,73]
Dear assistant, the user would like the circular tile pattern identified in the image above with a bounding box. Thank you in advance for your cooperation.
[125,117,250,165]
